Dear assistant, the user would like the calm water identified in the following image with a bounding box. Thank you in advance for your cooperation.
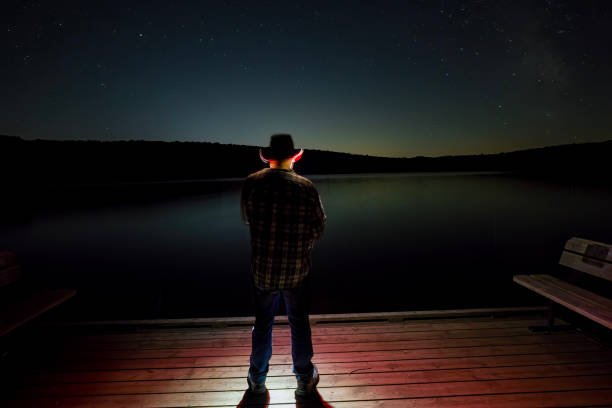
[2,172,611,320]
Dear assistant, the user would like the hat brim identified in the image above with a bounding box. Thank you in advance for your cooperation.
[260,147,302,161]
[260,148,303,163]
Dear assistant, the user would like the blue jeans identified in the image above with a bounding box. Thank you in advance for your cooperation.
[248,277,314,385]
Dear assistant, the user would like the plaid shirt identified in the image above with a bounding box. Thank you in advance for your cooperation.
[241,168,326,290]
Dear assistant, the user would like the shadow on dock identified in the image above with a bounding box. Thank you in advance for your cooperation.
[295,391,335,407]
[236,389,334,407]
[235,389,269,407]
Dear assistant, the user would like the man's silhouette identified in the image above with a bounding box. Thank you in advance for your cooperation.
[241,134,326,398]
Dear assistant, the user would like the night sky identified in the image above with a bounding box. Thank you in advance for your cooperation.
[2,1,612,157]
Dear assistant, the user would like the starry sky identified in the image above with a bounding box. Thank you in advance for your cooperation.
[2,0,612,157]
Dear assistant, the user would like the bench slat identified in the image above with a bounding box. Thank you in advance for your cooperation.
[0,288,76,337]
[531,274,612,309]
[513,274,612,330]
[559,251,612,282]
[565,237,612,263]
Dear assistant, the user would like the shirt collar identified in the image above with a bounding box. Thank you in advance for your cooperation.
[268,168,294,172]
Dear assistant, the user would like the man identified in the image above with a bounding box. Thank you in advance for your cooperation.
[241,134,326,398]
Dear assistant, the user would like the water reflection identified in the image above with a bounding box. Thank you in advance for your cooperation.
[1,172,611,319]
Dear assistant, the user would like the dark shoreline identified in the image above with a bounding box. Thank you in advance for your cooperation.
[3,135,612,185]
[3,135,611,224]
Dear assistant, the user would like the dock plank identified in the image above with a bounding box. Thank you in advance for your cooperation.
[74,317,555,343]
[13,362,612,397]
[21,350,612,384]
[50,342,602,371]
[69,333,588,360]
[73,326,552,351]
[5,375,612,407]
[274,390,612,408]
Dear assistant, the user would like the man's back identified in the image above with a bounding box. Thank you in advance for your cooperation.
[241,168,325,290]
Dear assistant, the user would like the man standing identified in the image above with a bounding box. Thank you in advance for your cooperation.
[241,134,326,398]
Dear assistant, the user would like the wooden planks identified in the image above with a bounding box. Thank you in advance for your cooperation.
[65,326,543,351]
[513,274,612,329]
[14,362,612,398]
[68,333,587,361]
[2,313,611,407]
[65,334,571,364]
[63,316,560,344]
[5,375,612,407]
[23,350,612,385]
[44,306,549,328]
[39,342,603,372]
[276,390,612,408]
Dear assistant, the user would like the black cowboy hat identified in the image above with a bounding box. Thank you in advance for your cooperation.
[259,134,303,162]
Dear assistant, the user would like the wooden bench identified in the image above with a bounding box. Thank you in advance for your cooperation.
[0,251,76,337]
[513,237,612,330]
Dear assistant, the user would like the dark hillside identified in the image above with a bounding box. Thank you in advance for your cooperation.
[3,135,611,184]
[1,136,610,215]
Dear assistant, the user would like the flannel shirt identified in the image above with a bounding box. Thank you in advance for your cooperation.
[241,168,326,290]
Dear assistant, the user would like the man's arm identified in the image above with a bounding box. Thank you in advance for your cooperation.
[310,188,326,242]
[240,177,253,225]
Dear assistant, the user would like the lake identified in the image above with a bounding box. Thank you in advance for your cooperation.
[2,172,611,320]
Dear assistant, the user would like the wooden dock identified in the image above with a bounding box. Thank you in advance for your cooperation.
[1,308,612,407]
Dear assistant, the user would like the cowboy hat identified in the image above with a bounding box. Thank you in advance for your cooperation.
[259,134,303,162]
